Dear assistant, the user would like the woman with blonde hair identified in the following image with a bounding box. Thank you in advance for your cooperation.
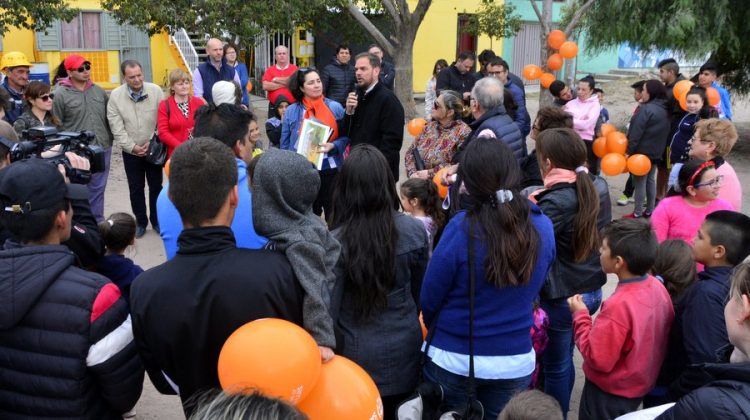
[157,68,206,157]
[405,89,471,179]
[688,118,742,211]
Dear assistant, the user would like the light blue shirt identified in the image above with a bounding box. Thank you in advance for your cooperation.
[156,157,267,259]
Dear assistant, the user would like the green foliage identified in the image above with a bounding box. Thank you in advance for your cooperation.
[464,0,522,43]
[101,0,331,45]
[577,0,750,93]
[0,0,79,35]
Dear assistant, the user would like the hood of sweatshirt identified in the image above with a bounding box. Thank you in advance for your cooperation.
[57,77,94,91]
[251,148,321,237]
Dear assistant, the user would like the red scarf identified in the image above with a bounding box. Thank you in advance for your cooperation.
[302,96,338,142]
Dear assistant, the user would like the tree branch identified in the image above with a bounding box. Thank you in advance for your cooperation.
[396,0,410,22]
[564,0,596,35]
[381,0,400,25]
[411,0,433,26]
[530,0,549,33]
[346,2,395,55]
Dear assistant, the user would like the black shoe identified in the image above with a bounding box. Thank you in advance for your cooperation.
[136,225,146,238]
[152,224,160,234]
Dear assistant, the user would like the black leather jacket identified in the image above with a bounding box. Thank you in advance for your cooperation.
[536,175,612,300]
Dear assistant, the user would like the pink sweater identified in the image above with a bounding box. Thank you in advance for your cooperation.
[651,196,734,243]
[717,160,742,211]
[573,275,674,398]
[564,94,601,141]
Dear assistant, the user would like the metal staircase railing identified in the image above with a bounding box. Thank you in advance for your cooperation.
[169,28,199,72]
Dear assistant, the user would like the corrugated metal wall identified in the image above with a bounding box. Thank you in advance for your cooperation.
[511,22,542,85]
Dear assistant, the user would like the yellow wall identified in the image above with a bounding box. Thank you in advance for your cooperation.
[410,0,504,93]
[0,0,180,89]
[151,32,186,88]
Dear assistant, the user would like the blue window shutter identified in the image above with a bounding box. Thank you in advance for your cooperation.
[102,13,123,50]
[36,21,62,51]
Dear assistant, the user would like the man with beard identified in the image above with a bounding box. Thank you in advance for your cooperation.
[341,53,404,181]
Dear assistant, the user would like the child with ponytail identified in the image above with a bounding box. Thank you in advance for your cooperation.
[97,212,144,307]
[400,178,446,252]
[530,127,613,416]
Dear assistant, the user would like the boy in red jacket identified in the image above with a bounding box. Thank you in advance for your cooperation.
[568,219,674,420]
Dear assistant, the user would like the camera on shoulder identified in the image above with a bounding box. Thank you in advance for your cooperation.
[11,127,105,184]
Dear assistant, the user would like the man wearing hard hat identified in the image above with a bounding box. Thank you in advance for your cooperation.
[0,52,31,124]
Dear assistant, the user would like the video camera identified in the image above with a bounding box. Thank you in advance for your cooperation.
[11,127,105,184]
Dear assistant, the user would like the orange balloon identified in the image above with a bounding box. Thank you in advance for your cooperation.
[706,87,721,107]
[679,94,689,111]
[627,154,652,176]
[218,319,321,405]
[592,137,608,158]
[522,64,543,80]
[407,118,427,137]
[606,131,628,155]
[433,168,449,199]
[419,312,427,340]
[247,80,253,93]
[540,73,556,89]
[547,30,566,50]
[298,356,383,420]
[672,80,693,102]
[600,153,627,176]
[547,53,563,71]
[600,123,616,137]
[164,159,170,178]
[559,41,578,59]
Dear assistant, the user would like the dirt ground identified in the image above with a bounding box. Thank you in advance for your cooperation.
[118,76,750,419]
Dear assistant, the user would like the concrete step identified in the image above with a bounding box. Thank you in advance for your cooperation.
[609,69,643,77]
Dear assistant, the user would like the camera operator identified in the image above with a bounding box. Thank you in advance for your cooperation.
[0,157,143,418]
[0,138,104,268]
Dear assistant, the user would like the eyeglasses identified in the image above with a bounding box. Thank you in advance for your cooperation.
[74,63,91,72]
[37,94,54,102]
[694,175,724,188]
[433,101,442,110]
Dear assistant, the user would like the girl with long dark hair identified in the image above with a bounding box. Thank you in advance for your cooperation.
[330,144,429,420]
[420,137,556,418]
[530,128,612,416]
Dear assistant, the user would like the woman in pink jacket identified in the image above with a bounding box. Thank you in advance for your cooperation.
[564,75,601,174]
[688,118,742,211]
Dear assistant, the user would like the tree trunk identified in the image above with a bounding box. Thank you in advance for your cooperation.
[393,30,418,120]
[538,0,554,108]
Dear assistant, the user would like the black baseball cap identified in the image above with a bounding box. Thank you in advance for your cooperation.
[0,158,88,215]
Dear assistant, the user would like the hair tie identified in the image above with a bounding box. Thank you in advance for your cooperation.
[107,219,114,226]
[575,166,589,174]
[494,189,514,205]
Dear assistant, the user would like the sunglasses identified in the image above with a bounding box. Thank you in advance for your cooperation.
[37,94,54,102]
[74,63,91,72]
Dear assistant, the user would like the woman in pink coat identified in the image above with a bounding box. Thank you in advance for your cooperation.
[564,75,601,174]
[688,118,742,211]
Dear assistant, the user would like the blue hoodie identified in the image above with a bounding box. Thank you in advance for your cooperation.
[156,157,267,259]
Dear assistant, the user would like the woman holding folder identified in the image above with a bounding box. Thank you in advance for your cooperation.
[281,68,349,222]
[405,90,471,179]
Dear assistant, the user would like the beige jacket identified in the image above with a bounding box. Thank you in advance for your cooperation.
[107,82,164,154]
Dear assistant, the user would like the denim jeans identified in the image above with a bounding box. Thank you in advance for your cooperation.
[633,164,657,216]
[87,147,111,223]
[540,288,602,418]
[423,359,531,419]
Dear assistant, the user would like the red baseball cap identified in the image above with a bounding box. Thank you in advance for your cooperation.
[64,54,90,71]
